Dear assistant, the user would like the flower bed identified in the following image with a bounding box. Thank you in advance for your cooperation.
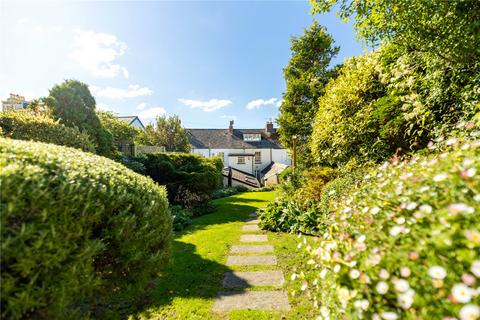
[292,139,480,319]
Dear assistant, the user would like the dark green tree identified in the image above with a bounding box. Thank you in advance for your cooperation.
[47,80,114,156]
[311,0,480,65]
[137,114,190,152]
[277,21,339,166]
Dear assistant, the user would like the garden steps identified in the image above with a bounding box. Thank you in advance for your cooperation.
[213,213,291,312]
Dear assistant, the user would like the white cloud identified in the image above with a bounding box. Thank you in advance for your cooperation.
[276,99,283,107]
[246,97,278,110]
[178,98,232,112]
[70,29,128,78]
[90,84,153,99]
[220,115,237,121]
[138,107,167,120]
[136,102,147,110]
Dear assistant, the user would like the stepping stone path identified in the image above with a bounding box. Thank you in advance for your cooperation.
[212,212,291,312]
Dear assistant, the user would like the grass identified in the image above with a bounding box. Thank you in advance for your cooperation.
[131,191,315,320]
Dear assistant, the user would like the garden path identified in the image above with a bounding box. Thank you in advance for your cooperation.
[212,212,291,312]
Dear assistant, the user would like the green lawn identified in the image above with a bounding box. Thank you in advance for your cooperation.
[132,191,315,320]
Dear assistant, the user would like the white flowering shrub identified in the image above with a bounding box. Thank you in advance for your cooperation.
[292,140,480,319]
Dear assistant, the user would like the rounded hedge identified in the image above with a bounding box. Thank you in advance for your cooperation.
[0,138,172,319]
[0,110,96,153]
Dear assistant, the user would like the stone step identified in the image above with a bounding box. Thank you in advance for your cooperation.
[212,291,291,311]
[223,271,285,288]
[226,255,277,266]
[242,224,261,232]
[240,234,267,242]
[245,218,260,224]
[230,245,273,254]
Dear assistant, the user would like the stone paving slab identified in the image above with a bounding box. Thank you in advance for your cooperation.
[226,255,277,266]
[223,271,285,288]
[230,245,273,254]
[242,224,261,232]
[212,291,291,311]
[240,234,267,242]
[245,219,260,224]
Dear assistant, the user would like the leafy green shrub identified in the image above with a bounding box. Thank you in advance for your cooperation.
[0,138,172,319]
[170,205,193,231]
[142,153,223,207]
[310,45,479,167]
[212,187,239,199]
[97,111,139,150]
[0,110,95,152]
[234,185,249,193]
[114,155,147,174]
[296,167,337,202]
[292,139,480,319]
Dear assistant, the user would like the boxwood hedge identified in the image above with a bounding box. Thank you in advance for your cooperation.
[0,110,96,153]
[0,138,172,319]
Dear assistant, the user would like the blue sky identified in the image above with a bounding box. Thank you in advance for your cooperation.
[0,0,365,128]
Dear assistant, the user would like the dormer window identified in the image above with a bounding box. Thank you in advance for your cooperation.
[243,133,261,141]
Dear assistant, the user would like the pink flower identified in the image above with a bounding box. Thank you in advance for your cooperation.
[462,273,476,286]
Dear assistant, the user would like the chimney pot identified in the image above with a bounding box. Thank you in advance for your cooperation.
[229,120,234,133]
[266,121,274,134]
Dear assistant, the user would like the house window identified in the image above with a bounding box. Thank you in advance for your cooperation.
[255,151,261,164]
[243,134,261,142]
[237,156,245,164]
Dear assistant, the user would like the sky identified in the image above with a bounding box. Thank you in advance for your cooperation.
[0,0,365,128]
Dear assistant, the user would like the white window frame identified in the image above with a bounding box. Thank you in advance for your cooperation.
[237,156,245,164]
[254,151,261,164]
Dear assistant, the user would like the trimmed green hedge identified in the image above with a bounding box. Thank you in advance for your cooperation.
[142,153,223,208]
[0,110,96,153]
[0,138,172,319]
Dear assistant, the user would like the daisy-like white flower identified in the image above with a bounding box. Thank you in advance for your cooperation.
[396,217,406,225]
[471,260,480,278]
[333,264,341,273]
[428,266,447,279]
[381,311,399,320]
[371,207,381,215]
[320,269,328,279]
[357,235,366,243]
[448,203,475,215]
[379,269,390,279]
[291,273,298,281]
[376,281,389,295]
[433,173,448,182]
[397,288,415,309]
[406,202,418,211]
[459,304,480,320]
[301,282,308,291]
[465,230,480,245]
[350,269,360,279]
[419,204,433,214]
[354,299,369,311]
[464,168,477,178]
[400,267,411,278]
[394,279,410,293]
[451,283,474,303]
[389,226,404,236]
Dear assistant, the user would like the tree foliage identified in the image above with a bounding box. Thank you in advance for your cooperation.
[277,21,339,166]
[97,111,139,149]
[47,80,114,156]
[137,115,190,152]
[311,0,480,65]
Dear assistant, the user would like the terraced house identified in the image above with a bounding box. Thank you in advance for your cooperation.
[187,120,291,188]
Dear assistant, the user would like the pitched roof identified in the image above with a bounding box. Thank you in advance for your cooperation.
[187,129,284,149]
[117,116,145,130]
[222,167,261,188]
[261,162,289,180]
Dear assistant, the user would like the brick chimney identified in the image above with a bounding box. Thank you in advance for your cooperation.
[229,120,234,133]
[265,120,274,134]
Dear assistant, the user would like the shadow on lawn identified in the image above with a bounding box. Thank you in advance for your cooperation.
[132,241,239,319]
[127,194,273,318]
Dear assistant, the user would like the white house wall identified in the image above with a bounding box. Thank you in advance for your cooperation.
[191,148,291,173]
